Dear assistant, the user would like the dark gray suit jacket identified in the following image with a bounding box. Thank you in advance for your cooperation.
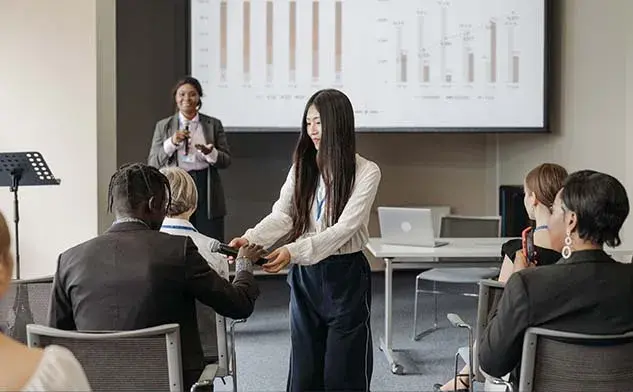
[148,113,231,218]
[48,222,258,386]
[479,249,633,379]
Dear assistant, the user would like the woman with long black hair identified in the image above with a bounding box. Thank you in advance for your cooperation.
[230,89,381,392]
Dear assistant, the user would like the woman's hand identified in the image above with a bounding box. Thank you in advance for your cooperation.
[512,250,536,274]
[195,143,214,155]
[172,130,190,145]
[262,247,291,273]
[228,237,249,248]
[227,237,249,263]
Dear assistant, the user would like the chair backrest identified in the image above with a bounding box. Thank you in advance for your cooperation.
[439,215,501,238]
[27,323,183,392]
[474,279,505,382]
[196,301,230,376]
[0,276,53,343]
[519,327,633,392]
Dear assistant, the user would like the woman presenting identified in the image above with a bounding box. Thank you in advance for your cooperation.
[229,89,381,392]
[148,76,231,241]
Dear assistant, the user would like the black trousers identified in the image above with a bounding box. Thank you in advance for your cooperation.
[188,168,225,241]
[287,252,373,392]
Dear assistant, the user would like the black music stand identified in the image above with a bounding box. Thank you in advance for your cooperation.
[0,152,60,279]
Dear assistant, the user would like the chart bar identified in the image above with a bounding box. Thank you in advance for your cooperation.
[401,53,408,82]
[289,1,296,82]
[468,52,474,83]
[266,1,273,83]
[512,55,520,83]
[312,1,319,82]
[219,0,227,82]
[423,63,430,82]
[396,24,404,82]
[335,1,342,82]
[243,1,251,83]
[489,20,497,83]
[417,10,424,83]
[440,4,447,81]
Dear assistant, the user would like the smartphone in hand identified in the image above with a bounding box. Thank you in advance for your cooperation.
[521,226,537,265]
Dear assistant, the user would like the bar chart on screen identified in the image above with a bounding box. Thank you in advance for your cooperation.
[191,0,545,129]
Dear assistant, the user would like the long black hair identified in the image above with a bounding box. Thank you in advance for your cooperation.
[289,89,356,241]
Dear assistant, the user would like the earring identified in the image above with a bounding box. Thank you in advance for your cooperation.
[562,230,572,259]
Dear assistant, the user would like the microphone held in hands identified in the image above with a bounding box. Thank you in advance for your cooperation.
[183,122,190,155]
[209,239,268,266]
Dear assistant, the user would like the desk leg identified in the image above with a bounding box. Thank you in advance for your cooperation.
[379,258,404,374]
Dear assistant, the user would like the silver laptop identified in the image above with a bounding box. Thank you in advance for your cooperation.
[378,207,449,247]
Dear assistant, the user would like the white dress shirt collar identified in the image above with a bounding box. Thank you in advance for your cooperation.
[178,111,200,126]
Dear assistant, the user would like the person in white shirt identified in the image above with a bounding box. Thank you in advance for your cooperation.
[159,166,229,280]
[148,76,231,242]
[229,89,381,392]
[0,210,91,391]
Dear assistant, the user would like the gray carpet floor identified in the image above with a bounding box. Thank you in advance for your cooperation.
[215,270,479,392]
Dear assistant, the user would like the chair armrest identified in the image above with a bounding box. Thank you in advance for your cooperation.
[479,367,514,392]
[190,364,219,392]
[447,313,471,329]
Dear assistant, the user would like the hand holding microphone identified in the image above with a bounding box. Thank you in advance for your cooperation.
[171,129,190,145]
[211,238,268,266]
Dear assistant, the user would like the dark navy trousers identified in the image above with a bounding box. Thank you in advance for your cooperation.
[286,252,373,392]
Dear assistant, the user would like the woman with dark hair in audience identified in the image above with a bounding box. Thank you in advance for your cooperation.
[229,89,381,392]
[0,211,91,391]
[479,170,633,385]
[148,76,231,241]
[436,163,567,392]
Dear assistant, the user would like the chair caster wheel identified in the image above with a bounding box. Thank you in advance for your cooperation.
[391,363,404,374]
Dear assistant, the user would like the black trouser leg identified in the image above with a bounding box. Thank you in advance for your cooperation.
[286,253,373,392]
[322,253,373,391]
[188,169,224,241]
[287,265,327,392]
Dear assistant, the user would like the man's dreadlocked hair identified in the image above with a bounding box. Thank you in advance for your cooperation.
[107,163,171,214]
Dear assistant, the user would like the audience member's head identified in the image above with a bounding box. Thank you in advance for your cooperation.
[0,210,12,297]
[523,163,568,220]
[160,167,198,219]
[548,170,630,257]
[107,163,171,230]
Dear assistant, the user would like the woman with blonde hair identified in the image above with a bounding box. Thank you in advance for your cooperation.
[159,166,229,279]
[0,210,91,391]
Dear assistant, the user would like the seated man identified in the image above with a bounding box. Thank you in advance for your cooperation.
[49,163,266,390]
[479,170,633,384]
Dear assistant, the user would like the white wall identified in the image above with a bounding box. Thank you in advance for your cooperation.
[0,0,99,278]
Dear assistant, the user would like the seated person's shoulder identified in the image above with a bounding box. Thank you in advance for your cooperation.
[25,345,91,391]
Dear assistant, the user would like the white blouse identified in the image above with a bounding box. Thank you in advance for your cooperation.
[22,345,91,391]
[243,154,381,265]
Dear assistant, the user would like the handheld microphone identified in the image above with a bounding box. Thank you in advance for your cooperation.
[209,239,268,266]
[184,122,190,155]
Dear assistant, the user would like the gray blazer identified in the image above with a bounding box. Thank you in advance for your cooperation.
[148,113,231,218]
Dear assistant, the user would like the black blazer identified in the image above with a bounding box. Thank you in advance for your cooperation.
[479,249,633,379]
[147,113,231,218]
[48,222,258,386]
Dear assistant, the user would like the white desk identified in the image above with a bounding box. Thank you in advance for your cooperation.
[366,237,633,375]
[366,237,515,375]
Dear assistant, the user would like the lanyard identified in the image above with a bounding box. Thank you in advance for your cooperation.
[316,195,326,221]
[161,224,198,232]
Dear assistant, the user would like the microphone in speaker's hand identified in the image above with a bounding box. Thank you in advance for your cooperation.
[183,122,191,155]
[210,240,268,266]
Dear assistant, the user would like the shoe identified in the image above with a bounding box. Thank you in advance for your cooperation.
[432,383,469,392]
